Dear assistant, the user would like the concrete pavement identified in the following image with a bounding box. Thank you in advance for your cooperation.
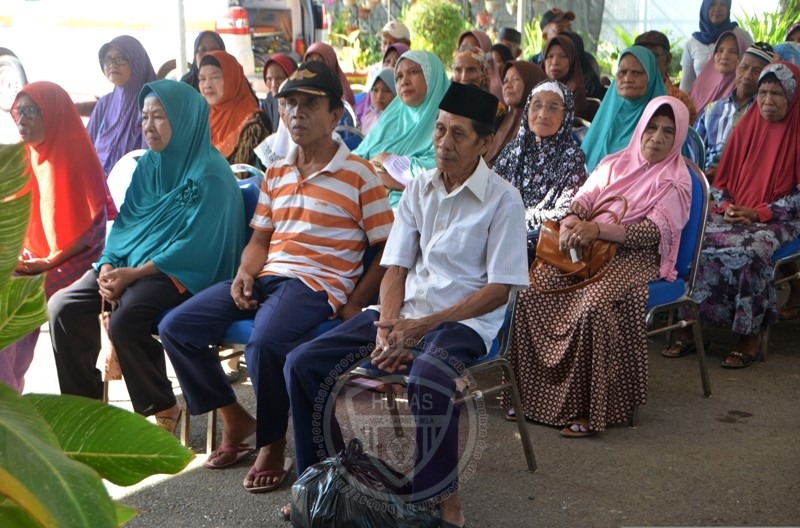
[22,317,800,527]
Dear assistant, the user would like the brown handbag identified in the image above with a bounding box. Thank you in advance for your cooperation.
[532,195,628,293]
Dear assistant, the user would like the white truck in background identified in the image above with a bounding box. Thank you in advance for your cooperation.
[0,0,323,112]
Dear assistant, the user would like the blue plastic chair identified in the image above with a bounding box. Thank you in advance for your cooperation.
[682,127,706,170]
[636,158,712,424]
[335,125,365,151]
[338,292,538,473]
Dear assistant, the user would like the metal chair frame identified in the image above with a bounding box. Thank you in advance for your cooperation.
[336,292,538,473]
[634,159,712,425]
[760,242,800,361]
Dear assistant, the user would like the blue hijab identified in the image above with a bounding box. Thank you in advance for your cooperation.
[97,80,245,294]
[693,0,739,45]
[354,50,450,208]
[581,46,667,173]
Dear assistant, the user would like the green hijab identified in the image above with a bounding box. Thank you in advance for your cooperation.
[97,79,245,294]
[354,50,450,208]
[581,46,667,172]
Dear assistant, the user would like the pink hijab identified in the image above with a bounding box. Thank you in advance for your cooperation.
[689,29,748,112]
[574,95,693,280]
[458,30,504,101]
[304,42,355,106]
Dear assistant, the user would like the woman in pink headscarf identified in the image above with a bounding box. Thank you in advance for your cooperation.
[304,42,356,106]
[502,96,692,438]
[689,29,749,113]
[457,30,504,101]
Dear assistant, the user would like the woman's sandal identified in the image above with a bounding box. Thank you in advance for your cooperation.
[559,419,596,438]
[720,350,757,369]
[154,407,183,435]
[778,304,800,321]
[661,340,696,358]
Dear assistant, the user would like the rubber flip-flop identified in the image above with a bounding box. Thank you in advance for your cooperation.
[661,340,696,358]
[203,444,255,469]
[560,421,596,438]
[243,457,293,493]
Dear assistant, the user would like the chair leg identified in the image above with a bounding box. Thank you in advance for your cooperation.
[501,362,537,473]
[385,388,405,438]
[180,406,190,447]
[628,406,639,427]
[207,409,218,454]
[759,326,770,363]
[690,321,711,398]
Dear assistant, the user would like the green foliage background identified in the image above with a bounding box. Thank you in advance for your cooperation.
[403,0,468,66]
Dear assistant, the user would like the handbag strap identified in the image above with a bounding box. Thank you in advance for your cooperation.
[588,195,628,225]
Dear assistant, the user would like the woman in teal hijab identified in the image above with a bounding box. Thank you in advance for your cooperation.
[354,50,450,208]
[581,46,667,172]
[49,79,245,430]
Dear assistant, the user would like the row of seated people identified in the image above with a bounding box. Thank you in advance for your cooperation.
[2,33,799,528]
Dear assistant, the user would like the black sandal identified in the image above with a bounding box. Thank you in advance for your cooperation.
[721,351,757,369]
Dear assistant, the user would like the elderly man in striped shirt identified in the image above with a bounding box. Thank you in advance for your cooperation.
[159,61,394,493]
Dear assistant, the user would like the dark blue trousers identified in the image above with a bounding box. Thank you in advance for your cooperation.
[284,309,484,502]
[159,275,331,448]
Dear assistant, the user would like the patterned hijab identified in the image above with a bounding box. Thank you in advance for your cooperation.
[180,31,226,90]
[458,30,504,101]
[15,82,112,260]
[574,96,692,280]
[485,61,547,167]
[775,42,800,66]
[304,42,355,105]
[98,80,245,294]
[89,35,156,175]
[714,62,800,208]
[201,50,261,158]
[693,0,738,45]
[543,35,587,119]
[581,46,667,172]
[493,80,586,228]
[689,30,748,113]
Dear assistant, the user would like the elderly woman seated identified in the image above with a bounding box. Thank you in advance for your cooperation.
[664,62,800,368]
[48,80,245,432]
[493,80,587,262]
[503,96,692,437]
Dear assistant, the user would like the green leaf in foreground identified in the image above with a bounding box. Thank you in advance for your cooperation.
[0,384,117,528]
[25,393,194,486]
[0,274,47,350]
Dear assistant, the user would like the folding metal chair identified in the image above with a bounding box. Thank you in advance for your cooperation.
[337,292,538,473]
[635,158,712,425]
[760,238,800,361]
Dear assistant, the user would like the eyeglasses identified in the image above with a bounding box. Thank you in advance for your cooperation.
[102,55,129,67]
[530,102,565,114]
[11,106,40,121]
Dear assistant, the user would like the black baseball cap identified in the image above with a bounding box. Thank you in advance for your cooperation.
[540,8,575,30]
[275,61,343,100]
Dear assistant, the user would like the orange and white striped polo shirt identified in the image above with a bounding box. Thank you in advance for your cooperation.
[251,141,394,310]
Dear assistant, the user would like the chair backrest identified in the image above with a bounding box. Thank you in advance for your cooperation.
[573,116,591,129]
[483,289,520,361]
[674,158,710,287]
[237,175,261,243]
[682,127,706,170]
[584,97,601,122]
[335,125,365,151]
[107,149,147,211]
[230,163,266,181]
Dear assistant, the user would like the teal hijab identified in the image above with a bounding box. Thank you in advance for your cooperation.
[581,46,667,172]
[97,79,245,294]
[354,50,450,208]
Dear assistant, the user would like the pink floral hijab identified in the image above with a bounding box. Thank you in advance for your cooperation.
[574,95,693,280]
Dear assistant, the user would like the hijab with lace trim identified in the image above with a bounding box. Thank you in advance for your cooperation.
[581,46,668,172]
[201,50,262,158]
[88,35,157,175]
[485,61,547,167]
[493,80,586,229]
[15,82,113,261]
[97,80,245,295]
[574,96,692,280]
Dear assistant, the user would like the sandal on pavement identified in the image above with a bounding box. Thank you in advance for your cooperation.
[505,409,535,423]
[203,444,255,469]
[779,304,800,321]
[154,407,183,435]
[243,457,293,493]
[721,350,757,369]
[560,419,596,438]
[278,503,291,522]
[661,340,697,358]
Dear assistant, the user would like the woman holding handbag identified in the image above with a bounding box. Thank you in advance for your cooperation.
[502,96,692,437]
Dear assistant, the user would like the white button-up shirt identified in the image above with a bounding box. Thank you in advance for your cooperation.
[380,157,529,353]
